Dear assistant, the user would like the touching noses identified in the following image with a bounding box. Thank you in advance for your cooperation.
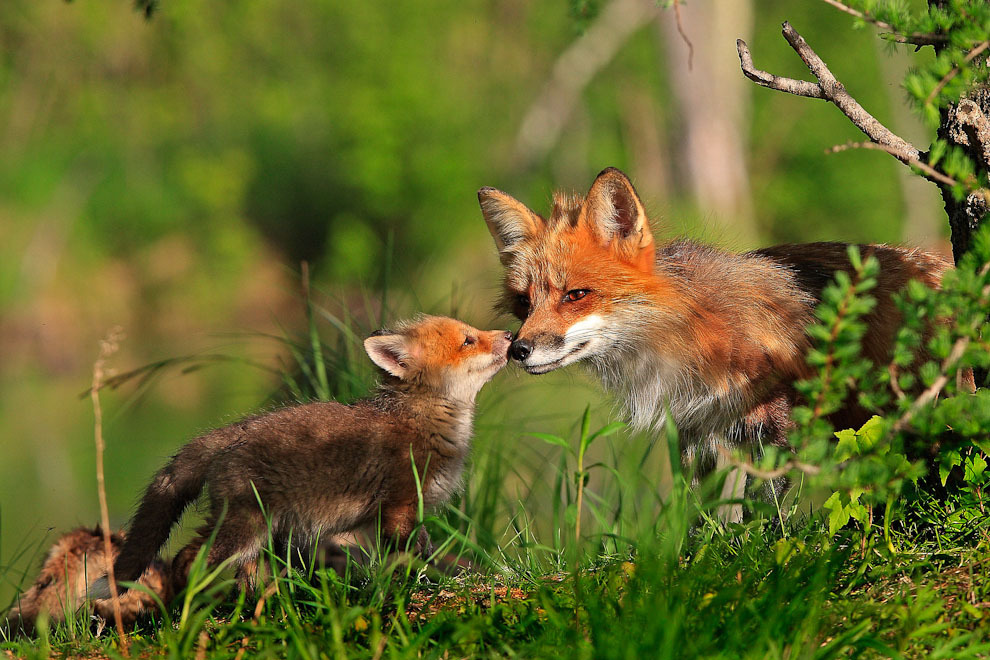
[510,338,533,361]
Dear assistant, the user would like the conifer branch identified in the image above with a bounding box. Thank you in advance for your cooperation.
[820,0,947,46]
[926,40,990,106]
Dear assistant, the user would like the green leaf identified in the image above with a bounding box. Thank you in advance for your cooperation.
[834,428,860,463]
[586,421,626,443]
[833,416,885,462]
[857,415,886,453]
[964,453,988,485]
[528,432,574,454]
[824,489,867,536]
[940,449,963,486]
[824,491,851,537]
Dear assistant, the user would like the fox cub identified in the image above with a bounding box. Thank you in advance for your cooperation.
[2,527,169,635]
[479,167,960,516]
[91,316,510,599]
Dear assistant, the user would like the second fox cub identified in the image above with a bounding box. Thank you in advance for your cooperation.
[2,527,169,635]
[479,167,961,513]
[92,316,510,598]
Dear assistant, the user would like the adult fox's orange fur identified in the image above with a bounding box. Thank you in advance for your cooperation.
[479,167,955,512]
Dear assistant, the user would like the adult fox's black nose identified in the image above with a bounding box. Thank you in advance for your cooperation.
[510,339,533,361]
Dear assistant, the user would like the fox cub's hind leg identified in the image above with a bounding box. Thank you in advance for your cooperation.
[170,507,266,595]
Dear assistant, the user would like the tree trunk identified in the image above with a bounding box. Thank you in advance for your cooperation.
[657,0,757,243]
[935,87,990,264]
[929,0,990,264]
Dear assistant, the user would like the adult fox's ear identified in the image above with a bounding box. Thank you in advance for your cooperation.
[478,187,543,265]
[581,167,654,265]
[364,334,412,379]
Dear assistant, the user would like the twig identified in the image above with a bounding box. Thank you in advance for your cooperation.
[888,362,906,401]
[925,40,990,106]
[827,141,962,188]
[736,38,824,99]
[92,327,128,654]
[716,445,821,481]
[891,335,971,432]
[671,0,694,71]
[737,22,922,166]
[879,31,948,47]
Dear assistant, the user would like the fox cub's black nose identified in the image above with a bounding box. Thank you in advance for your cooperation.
[510,339,533,361]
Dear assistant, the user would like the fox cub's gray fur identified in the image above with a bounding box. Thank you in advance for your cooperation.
[90,316,510,599]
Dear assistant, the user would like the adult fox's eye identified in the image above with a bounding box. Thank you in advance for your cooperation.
[564,289,590,302]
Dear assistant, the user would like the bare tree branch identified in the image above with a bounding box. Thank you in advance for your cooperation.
[736,38,824,99]
[738,22,922,169]
[827,141,960,188]
[820,0,896,31]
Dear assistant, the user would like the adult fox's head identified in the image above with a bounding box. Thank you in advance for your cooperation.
[479,167,677,375]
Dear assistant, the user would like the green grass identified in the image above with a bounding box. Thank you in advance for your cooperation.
[3,428,988,659]
[2,286,989,659]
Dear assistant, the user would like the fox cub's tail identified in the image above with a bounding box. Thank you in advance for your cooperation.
[90,436,220,599]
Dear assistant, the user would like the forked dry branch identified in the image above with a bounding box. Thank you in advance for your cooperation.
[737,22,926,170]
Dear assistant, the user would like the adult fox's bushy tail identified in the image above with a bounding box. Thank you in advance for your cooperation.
[89,435,223,599]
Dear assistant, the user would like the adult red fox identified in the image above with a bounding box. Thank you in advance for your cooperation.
[478,167,955,518]
[90,316,510,599]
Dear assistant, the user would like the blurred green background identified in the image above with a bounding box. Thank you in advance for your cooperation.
[0,0,944,604]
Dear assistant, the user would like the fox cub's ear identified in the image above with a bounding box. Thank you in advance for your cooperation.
[365,334,414,379]
[477,187,543,265]
[581,167,654,258]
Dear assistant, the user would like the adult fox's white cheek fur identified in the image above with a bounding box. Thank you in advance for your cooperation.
[515,314,607,375]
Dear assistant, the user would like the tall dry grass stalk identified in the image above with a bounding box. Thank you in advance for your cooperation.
[91,326,129,655]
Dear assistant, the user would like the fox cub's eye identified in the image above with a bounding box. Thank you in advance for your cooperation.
[516,294,530,309]
[462,336,476,347]
[564,289,590,302]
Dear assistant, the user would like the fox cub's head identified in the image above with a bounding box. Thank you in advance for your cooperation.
[364,316,511,400]
[479,167,666,375]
